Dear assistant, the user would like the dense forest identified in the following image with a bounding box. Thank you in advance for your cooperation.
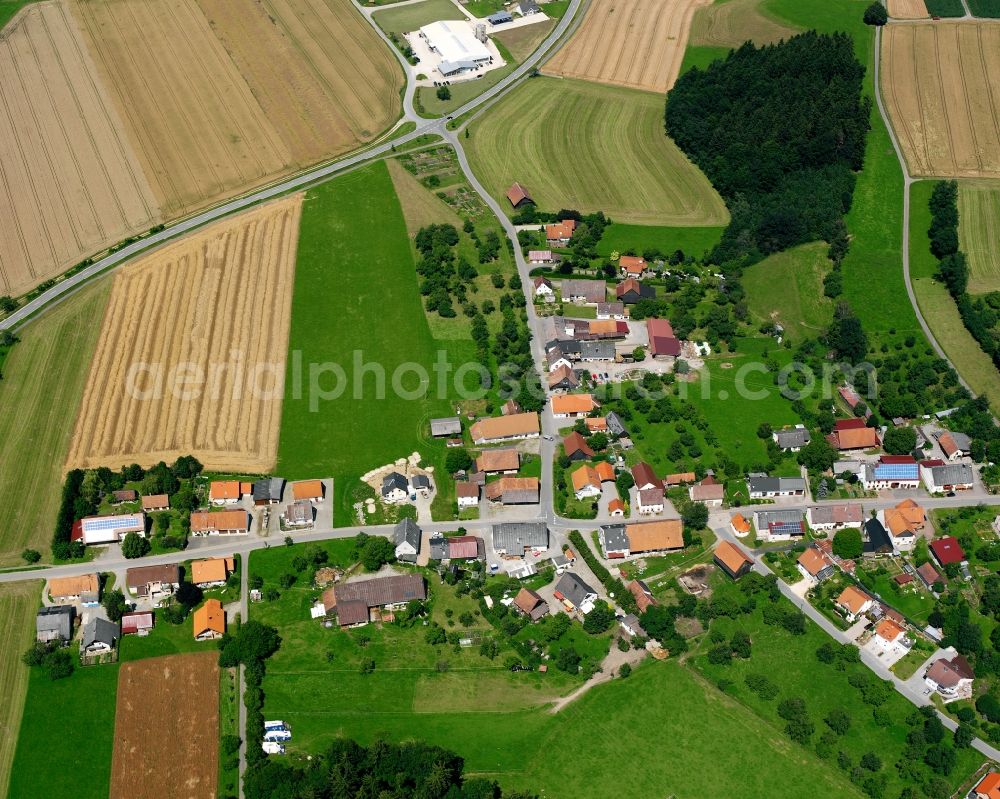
[665,31,871,266]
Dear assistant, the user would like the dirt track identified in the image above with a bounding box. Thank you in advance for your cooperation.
[0,2,160,296]
[544,0,711,93]
[66,195,302,473]
[881,22,1000,178]
[110,652,219,799]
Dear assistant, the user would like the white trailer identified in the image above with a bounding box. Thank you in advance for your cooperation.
[263,729,292,742]
[262,741,286,755]
[263,720,288,731]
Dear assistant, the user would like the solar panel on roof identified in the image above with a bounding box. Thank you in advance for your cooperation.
[83,516,139,530]
[769,521,803,535]
[874,464,919,479]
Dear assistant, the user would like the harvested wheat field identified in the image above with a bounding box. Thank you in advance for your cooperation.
[0,2,160,297]
[66,195,302,474]
[110,652,219,799]
[887,0,929,18]
[689,0,798,48]
[881,23,1000,178]
[544,0,711,93]
[72,0,402,218]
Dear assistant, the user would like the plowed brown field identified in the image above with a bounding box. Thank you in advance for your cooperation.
[66,195,302,473]
[0,2,160,297]
[72,0,402,218]
[882,22,1000,178]
[887,0,929,18]
[110,652,219,799]
[544,0,711,93]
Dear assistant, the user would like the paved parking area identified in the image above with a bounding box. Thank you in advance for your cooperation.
[862,634,910,668]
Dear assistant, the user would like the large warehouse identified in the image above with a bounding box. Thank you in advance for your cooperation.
[418,20,492,76]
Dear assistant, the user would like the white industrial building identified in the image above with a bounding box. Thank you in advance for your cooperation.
[418,20,493,77]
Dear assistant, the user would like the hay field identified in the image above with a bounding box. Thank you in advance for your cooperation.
[72,0,402,219]
[0,278,111,566]
[110,652,219,799]
[888,0,929,18]
[66,196,302,474]
[0,1,160,296]
[0,581,42,799]
[881,23,1000,178]
[959,180,1000,293]
[689,0,799,48]
[544,0,711,93]
[465,77,728,225]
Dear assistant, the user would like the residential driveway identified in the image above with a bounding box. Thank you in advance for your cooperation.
[845,618,870,641]
[787,577,812,599]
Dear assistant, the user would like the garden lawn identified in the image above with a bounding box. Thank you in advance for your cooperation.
[9,660,119,799]
[0,277,111,565]
[694,596,981,797]
[742,242,834,342]
[0,581,41,798]
[276,162,464,523]
[909,179,1000,409]
[465,77,729,225]
[856,564,935,625]
[119,608,221,662]
[596,222,726,261]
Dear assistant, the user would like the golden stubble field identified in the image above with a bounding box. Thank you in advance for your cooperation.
[881,22,1000,178]
[0,0,400,297]
[544,0,711,93]
[887,0,928,18]
[66,195,302,474]
[0,2,160,297]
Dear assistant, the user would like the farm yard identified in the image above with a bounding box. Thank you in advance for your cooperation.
[66,196,301,474]
[886,0,928,17]
[0,278,111,566]
[958,179,1000,293]
[109,652,219,799]
[544,0,710,93]
[0,1,160,296]
[881,22,1000,178]
[465,77,728,225]
[689,0,799,48]
[0,581,41,799]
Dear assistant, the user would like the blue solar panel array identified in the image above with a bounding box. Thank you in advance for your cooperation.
[873,464,919,480]
[769,521,803,536]
[82,515,140,531]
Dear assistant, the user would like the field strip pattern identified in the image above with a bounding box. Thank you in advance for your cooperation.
[465,77,728,225]
[544,0,711,93]
[0,2,160,296]
[882,22,1000,178]
[0,581,41,799]
[66,195,302,473]
[958,180,1000,293]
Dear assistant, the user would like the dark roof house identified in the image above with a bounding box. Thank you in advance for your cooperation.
[492,522,548,553]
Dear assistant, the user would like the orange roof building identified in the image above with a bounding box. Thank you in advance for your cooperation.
[551,394,598,417]
[619,255,646,275]
[506,182,533,208]
[588,319,620,336]
[586,417,609,433]
[190,510,249,535]
[895,498,925,528]
[292,480,324,502]
[48,573,100,602]
[193,599,225,640]
[714,541,753,579]
[571,465,602,496]
[625,520,683,553]
[595,461,615,482]
[476,449,521,473]
[874,618,906,644]
[545,219,577,242]
[209,481,243,503]
[665,472,696,486]
[191,557,235,585]
[797,547,833,579]
[836,586,872,617]
[974,772,1000,799]
[470,413,540,444]
[730,513,751,536]
[608,498,625,516]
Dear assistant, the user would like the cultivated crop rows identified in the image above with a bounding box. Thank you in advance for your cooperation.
[66,195,302,473]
